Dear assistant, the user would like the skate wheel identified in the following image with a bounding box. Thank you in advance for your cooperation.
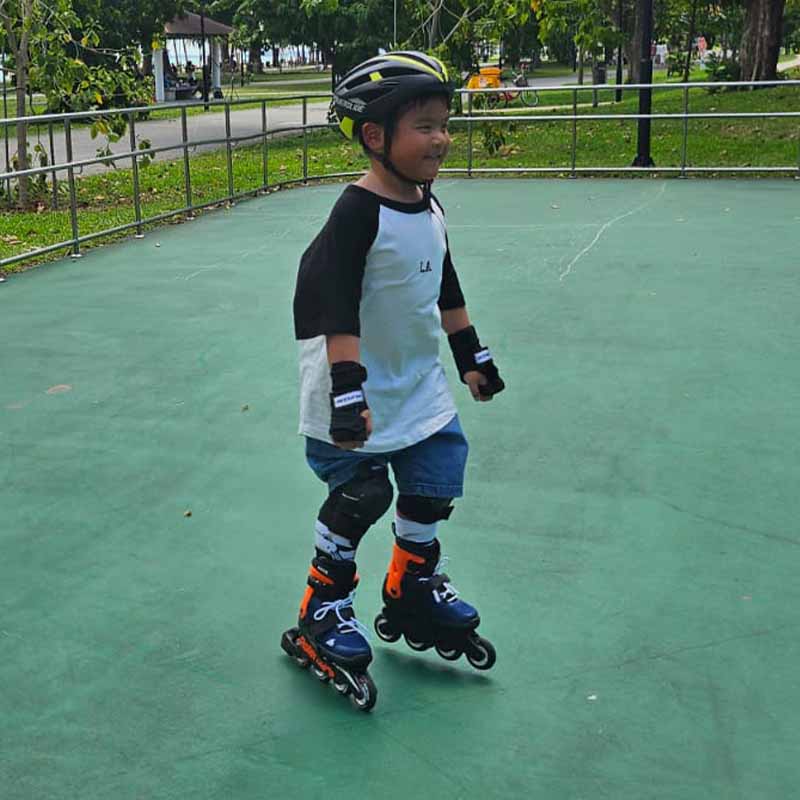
[311,664,330,682]
[333,677,350,695]
[281,629,310,668]
[435,643,462,661]
[374,613,401,643]
[465,634,496,671]
[404,633,431,652]
[349,672,377,712]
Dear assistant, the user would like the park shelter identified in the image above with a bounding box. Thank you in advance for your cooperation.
[154,12,234,103]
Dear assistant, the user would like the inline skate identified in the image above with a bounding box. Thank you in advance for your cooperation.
[374,537,496,670]
[281,556,377,711]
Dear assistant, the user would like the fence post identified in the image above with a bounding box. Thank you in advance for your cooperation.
[129,111,144,238]
[467,92,474,178]
[181,107,193,215]
[796,131,800,180]
[571,89,578,178]
[64,119,81,258]
[262,99,269,190]
[302,96,308,183]
[48,121,58,209]
[681,85,689,177]
[225,103,235,201]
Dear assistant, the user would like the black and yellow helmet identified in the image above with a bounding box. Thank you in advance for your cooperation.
[333,51,453,140]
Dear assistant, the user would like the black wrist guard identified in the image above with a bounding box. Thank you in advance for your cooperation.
[447,325,505,398]
[329,361,369,442]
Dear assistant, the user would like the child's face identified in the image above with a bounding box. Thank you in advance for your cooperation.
[389,95,451,183]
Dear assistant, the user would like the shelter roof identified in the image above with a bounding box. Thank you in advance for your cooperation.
[164,12,233,38]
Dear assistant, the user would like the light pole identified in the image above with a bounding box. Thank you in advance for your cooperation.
[199,2,209,110]
[394,0,397,48]
[632,0,654,167]
[615,0,623,102]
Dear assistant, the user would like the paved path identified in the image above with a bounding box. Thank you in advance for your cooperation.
[3,72,586,177]
[778,55,800,72]
[26,67,794,178]
[2,102,332,177]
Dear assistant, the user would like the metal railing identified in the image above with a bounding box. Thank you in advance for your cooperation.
[454,79,800,178]
[1,79,799,270]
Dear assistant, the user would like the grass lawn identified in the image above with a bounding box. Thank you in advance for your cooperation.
[145,84,331,122]
[465,67,711,113]
[2,80,798,272]
[246,68,331,83]
[523,62,576,78]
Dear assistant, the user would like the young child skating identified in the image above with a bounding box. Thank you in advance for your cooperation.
[281,51,505,711]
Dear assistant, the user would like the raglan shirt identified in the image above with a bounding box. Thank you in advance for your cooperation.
[294,184,466,453]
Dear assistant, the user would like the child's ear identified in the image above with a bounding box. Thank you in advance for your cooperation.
[360,121,385,155]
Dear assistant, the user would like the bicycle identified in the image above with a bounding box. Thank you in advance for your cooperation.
[464,66,539,109]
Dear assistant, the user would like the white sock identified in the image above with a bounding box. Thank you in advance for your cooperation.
[314,519,357,561]
[394,514,437,545]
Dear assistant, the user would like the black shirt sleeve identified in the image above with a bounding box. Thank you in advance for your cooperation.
[439,237,465,310]
[431,194,466,311]
[293,187,379,340]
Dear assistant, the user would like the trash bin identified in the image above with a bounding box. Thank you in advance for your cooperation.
[594,63,607,84]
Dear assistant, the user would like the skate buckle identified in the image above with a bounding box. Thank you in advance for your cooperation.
[422,557,460,604]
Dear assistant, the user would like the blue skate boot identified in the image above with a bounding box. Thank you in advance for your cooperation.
[374,537,496,670]
[281,556,377,711]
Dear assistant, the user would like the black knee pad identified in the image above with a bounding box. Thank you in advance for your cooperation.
[319,461,393,542]
[396,494,454,524]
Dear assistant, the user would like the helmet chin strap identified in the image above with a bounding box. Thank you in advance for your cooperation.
[368,126,431,205]
[380,154,432,205]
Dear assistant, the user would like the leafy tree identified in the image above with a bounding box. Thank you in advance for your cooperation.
[72,0,185,74]
[782,0,799,52]
[533,0,621,80]
[1,0,153,207]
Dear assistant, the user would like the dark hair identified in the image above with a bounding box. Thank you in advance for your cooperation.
[358,91,452,160]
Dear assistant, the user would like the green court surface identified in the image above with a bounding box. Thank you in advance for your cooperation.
[2,179,800,799]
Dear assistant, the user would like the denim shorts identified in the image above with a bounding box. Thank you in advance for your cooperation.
[305,415,468,498]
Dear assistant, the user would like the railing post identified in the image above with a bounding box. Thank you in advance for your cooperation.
[796,134,800,180]
[467,92,474,178]
[48,121,58,209]
[571,88,578,178]
[181,106,193,215]
[225,103,235,201]
[129,111,144,238]
[302,96,308,183]
[64,119,81,258]
[681,85,689,177]
[261,99,269,190]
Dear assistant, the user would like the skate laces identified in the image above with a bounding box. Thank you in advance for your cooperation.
[314,591,370,639]
[420,556,460,604]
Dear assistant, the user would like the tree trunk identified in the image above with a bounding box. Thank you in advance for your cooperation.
[249,46,261,73]
[428,3,441,49]
[15,53,29,208]
[740,0,786,82]
[578,47,584,84]
[630,0,643,83]
[9,0,32,208]
[142,48,153,77]
[683,0,699,83]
